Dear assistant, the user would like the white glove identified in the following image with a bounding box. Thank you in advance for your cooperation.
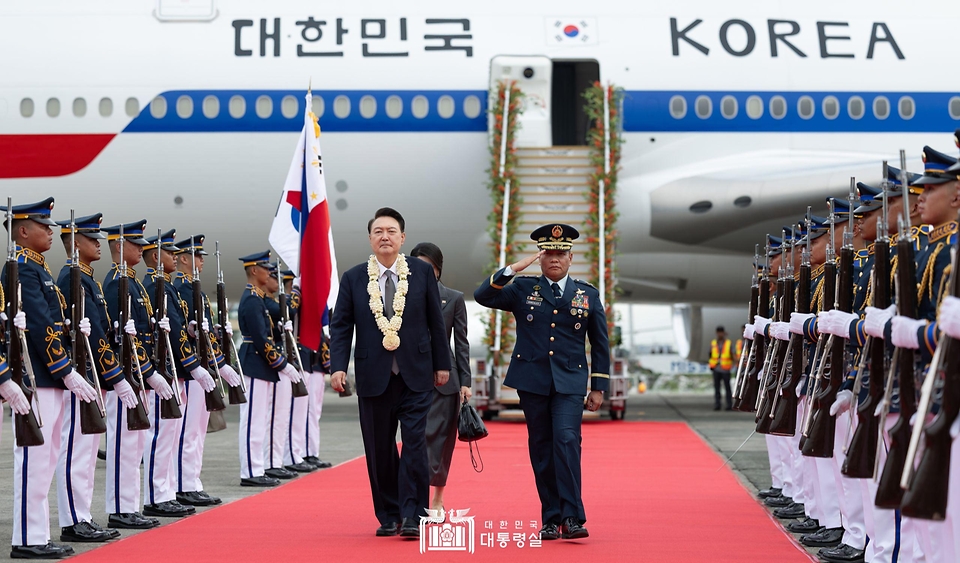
[753,315,771,336]
[190,366,216,392]
[864,305,897,339]
[145,373,174,400]
[789,313,815,335]
[187,320,197,338]
[820,309,859,338]
[743,324,755,340]
[0,379,30,415]
[283,320,293,332]
[829,389,855,416]
[201,317,209,333]
[123,319,136,336]
[13,311,26,331]
[771,322,791,341]
[113,379,138,409]
[63,369,98,403]
[78,316,91,337]
[220,364,242,387]
[278,364,302,384]
[938,296,960,340]
[224,323,234,336]
[0,312,6,322]
[158,316,170,332]
[891,316,925,350]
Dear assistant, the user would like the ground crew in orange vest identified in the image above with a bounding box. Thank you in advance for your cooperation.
[708,325,733,411]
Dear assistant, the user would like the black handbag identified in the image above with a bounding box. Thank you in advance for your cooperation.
[457,402,488,472]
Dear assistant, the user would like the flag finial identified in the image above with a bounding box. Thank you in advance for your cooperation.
[307,78,312,94]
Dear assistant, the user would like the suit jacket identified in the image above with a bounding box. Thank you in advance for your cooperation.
[436,282,471,395]
[330,255,450,397]
[474,268,610,396]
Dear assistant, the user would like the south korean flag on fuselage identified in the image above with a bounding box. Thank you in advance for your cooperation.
[546,17,599,46]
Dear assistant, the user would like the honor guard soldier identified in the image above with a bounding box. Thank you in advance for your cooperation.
[173,234,241,505]
[236,251,302,486]
[260,266,299,479]
[54,213,125,544]
[474,223,610,541]
[304,329,333,468]
[101,220,161,530]
[2,198,99,559]
[139,231,194,518]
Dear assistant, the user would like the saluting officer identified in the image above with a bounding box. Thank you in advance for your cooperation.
[474,223,610,541]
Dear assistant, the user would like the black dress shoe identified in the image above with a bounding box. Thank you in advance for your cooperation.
[764,494,794,508]
[399,518,420,538]
[60,521,114,543]
[285,462,317,473]
[773,502,806,519]
[143,501,192,518]
[88,520,120,539]
[107,512,158,529]
[264,467,297,479]
[787,518,820,534]
[561,517,589,539]
[800,527,844,548]
[303,456,333,468]
[11,543,74,559]
[177,491,221,506]
[376,522,400,537]
[818,543,865,563]
[758,487,782,499]
[241,475,281,487]
[539,523,560,540]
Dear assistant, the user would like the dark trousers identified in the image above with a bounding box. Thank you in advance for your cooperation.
[357,373,432,525]
[713,369,732,409]
[517,389,586,526]
[426,391,460,487]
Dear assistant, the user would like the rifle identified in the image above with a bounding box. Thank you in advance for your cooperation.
[277,259,309,398]
[803,182,856,457]
[875,150,919,507]
[215,242,246,405]
[191,247,226,413]
[800,219,837,447]
[69,211,107,434]
[757,229,794,433]
[4,199,44,447]
[152,231,182,420]
[732,245,760,408]
[118,225,151,431]
[898,207,960,519]
[843,164,893,478]
[736,242,771,413]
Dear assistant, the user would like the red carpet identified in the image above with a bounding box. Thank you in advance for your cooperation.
[72,422,813,562]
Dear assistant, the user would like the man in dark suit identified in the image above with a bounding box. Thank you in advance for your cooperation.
[330,208,450,538]
[475,223,610,541]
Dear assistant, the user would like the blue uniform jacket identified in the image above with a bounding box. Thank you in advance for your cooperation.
[238,283,287,382]
[57,263,124,388]
[474,268,610,396]
[144,269,201,379]
[173,272,226,378]
[102,264,156,378]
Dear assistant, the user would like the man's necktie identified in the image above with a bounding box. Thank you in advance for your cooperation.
[384,273,396,318]
[552,282,562,301]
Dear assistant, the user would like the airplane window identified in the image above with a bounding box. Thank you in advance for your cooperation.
[669,95,686,119]
[694,96,712,119]
[769,96,786,119]
[47,98,61,117]
[411,95,429,119]
[20,98,34,117]
[150,96,167,119]
[898,96,915,120]
[873,96,889,120]
[73,98,87,117]
[281,95,299,119]
[437,95,455,119]
[797,96,814,120]
[720,96,738,119]
[847,96,864,120]
[463,95,481,119]
[125,97,140,117]
[745,96,763,119]
[333,95,351,118]
[99,98,113,117]
[360,95,377,118]
[311,95,324,118]
[256,95,273,118]
[202,95,219,118]
[386,95,403,118]
[950,97,960,120]
[228,95,246,118]
[822,96,839,120]
[176,95,194,119]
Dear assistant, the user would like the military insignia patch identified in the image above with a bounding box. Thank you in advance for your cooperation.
[526,314,534,322]
[575,323,582,330]
[571,293,589,309]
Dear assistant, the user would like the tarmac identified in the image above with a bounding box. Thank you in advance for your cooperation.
[0,389,817,561]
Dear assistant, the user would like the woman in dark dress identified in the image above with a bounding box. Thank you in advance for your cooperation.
[410,243,471,516]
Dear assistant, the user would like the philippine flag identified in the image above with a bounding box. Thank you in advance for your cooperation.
[268,90,339,351]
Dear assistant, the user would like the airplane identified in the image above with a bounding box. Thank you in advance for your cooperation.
[2,0,958,359]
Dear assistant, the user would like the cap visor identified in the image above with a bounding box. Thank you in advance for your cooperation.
[34,217,58,226]
[913,174,953,186]
[81,231,107,240]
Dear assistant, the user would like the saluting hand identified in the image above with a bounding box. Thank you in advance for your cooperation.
[510,250,544,274]
[585,390,603,412]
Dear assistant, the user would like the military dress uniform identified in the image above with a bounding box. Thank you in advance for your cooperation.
[303,330,332,468]
[261,277,298,479]
[474,224,609,539]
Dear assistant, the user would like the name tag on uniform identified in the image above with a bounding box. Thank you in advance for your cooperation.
[43,280,54,287]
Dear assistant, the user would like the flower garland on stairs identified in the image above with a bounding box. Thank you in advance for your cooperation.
[582,82,624,343]
[482,80,524,368]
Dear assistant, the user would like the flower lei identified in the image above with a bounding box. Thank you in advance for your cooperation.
[367,254,410,351]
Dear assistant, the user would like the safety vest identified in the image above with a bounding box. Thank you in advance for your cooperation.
[709,339,733,370]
